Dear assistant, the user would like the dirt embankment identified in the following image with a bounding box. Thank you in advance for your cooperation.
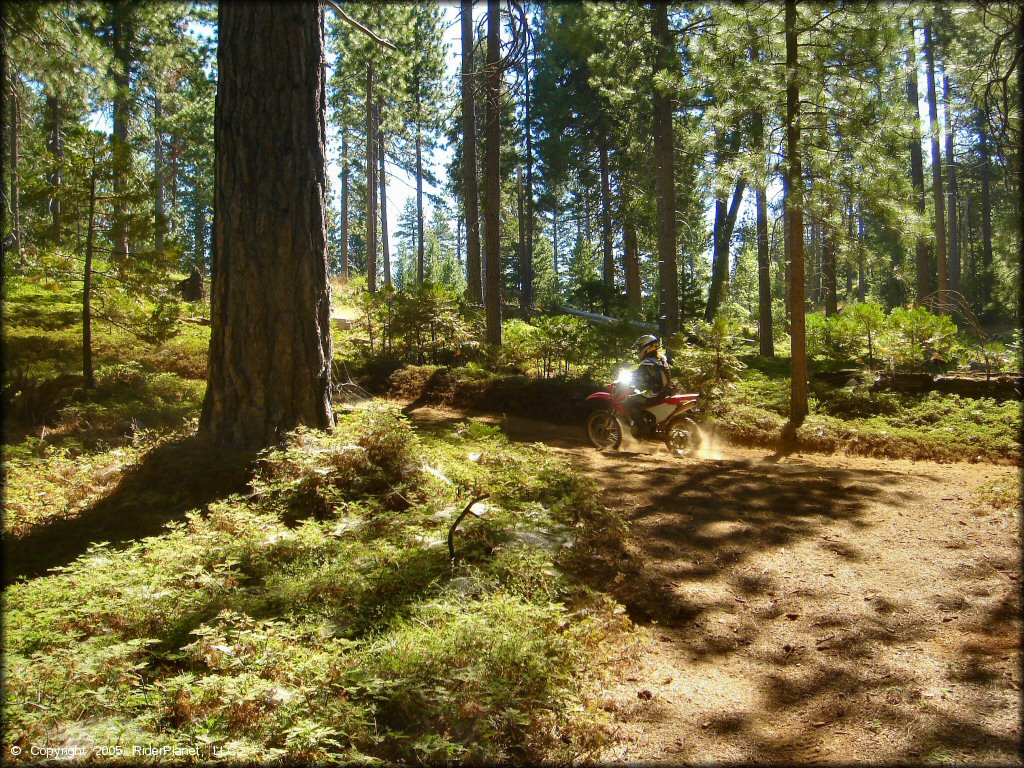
[406,404,1022,765]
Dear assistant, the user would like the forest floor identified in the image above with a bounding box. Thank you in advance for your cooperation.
[403,402,1022,765]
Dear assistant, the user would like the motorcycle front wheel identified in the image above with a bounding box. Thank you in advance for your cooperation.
[586,410,622,451]
[665,416,702,457]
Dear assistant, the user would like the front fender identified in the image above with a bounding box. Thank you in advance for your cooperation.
[586,391,613,402]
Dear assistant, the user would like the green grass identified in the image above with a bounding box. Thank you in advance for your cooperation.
[3,404,630,763]
[709,369,1021,464]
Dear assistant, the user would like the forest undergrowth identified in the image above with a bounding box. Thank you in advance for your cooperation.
[4,402,635,763]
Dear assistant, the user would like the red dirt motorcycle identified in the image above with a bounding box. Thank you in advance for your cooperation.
[585,370,702,456]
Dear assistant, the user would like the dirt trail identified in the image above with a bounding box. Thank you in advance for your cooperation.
[405,403,1021,765]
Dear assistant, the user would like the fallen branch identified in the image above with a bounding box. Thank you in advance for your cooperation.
[448,493,490,562]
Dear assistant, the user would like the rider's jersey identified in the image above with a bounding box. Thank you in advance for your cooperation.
[634,355,671,399]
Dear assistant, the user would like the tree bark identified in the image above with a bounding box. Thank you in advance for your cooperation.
[619,168,642,309]
[599,137,614,313]
[415,112,425,285]
[8,74,22,269]
[341,130,349,280]
[523,38,534,315]
[706,145,746,322]
[651,2,678,338]
[751,80,774,355]
[378,99,391,288]
[201,2,333,449]
[462,0,482,302]
[907,22,930,302]
[924,23,948,299]
[822,218,838,317]
[978,108,994,310]
[517,166,527,310]
[365,61,377,292]
[110,3,131,264]
[153,94,166,254]
[193,203,204,271]
[483,0,501,346]
[857,207,866,302]
[46,92,64,243]
[942,71,960,293]
[83,169,97,389]
[785,0,807,426]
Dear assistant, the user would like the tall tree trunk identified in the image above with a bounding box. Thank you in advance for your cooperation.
[552,207,559,278]
[110,3,131,264]
[461,0,482,302]
[340,130,349,280]
[8,75,22,269]
[193,203,205,271]
[83,169,97,389]
[201,3,333,448]
[523,36,534,316]
[785,0,807,427]
[517,166,527,310]
[706,148,746,322]
[822,218,838,317]
[942,71,960,292]
[924,23,948,299]
[907,22,930,302]
[415,115,425,285]
[599,137,614,314]
[977,109,994,311]
[153,94,166,254]
[857,207,866,302]
[46,92,64,242]
[483,0,502,346]
[752,96,774,355]
[378,100,391,288]
[365,62,377,292]
[619,169,642,309]
[651,1,678,338]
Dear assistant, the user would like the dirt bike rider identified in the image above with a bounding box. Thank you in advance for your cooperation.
[624,334,673,438]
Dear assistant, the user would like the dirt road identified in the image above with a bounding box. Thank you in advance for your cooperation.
[406,404,1021,765]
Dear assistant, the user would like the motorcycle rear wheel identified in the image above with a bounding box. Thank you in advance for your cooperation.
[586,410,622,451]
[665,416,701,457]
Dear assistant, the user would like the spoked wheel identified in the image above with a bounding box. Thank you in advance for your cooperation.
[665,416,702,457]
[586,410,622,451]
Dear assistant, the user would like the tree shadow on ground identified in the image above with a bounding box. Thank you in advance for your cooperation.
[3,434,258,587]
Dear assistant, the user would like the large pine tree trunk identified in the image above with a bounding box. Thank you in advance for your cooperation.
[415,117,425,285]
[517,166,527,309]
[83,170,97,389]
[341,130,349,280]
[618,167,642,309]
[523,41,534,315]
[8,74,22,269]
[924,23,948,298]
[907,23,930,302]
[461,0,482,302]
[706,164,746,321]
[378,100,391,288]
[599,138,614,314]
[201,2,333,449]
[857,207,866,302]
[46,92,64,242]
[822,218,838,317]
[651,2,678,338]
[483,0,501,346]
[785,0,807,427]
[977,109,994,312]
[942,72,960,292]
[365,62,377,292]
[752,97,774,356]
[110,3,131,265]
[153,94,166,254]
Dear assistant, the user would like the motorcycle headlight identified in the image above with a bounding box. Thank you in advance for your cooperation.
[614,369,634,387]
